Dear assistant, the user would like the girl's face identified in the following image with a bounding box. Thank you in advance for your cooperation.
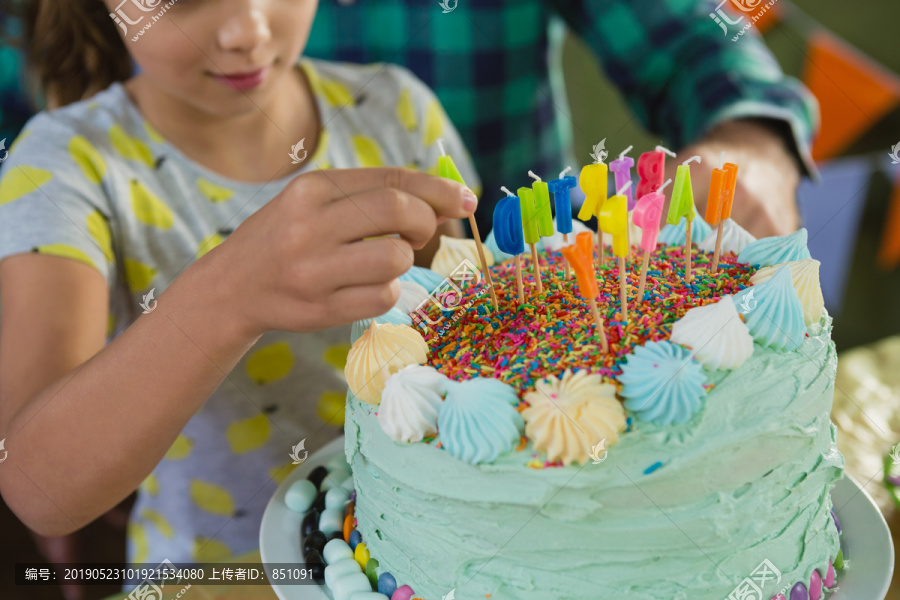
[105,0,319,115]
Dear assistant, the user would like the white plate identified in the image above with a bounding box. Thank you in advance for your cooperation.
[260,438,894,600]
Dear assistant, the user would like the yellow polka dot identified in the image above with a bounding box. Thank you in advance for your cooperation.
[316,161,333,170]
[68,135,106,185]
[317,391,346,427]
[196,178,234,203]
[225,412,271,455]
[144,120,166,144]
[422,99,445,147]
[352,135,383,168]
[110,124,155,167]
[140,472,159,496]
[190,480,235,517]
[106,313,117,338]
[197,233,223,259]
[127,521,149,563]
[396,88,417,131]
[309,129,329,164]
[245,342,294,385]
[323,344,351,370]
[8,129,31,154]
[130,179,174,229]
[0,165,53,206]
[86,210,114,262]
[164,434,193,460]
[193,537,232,562]
[140,508,174,538]
[320,78,354,107]
[270,461,298,485]
[123,257,157,292]
[34,244,97,271]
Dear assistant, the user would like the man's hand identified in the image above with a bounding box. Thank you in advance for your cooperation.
[663,119,802,238]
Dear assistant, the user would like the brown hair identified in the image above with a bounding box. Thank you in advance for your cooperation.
[3,0,132,108]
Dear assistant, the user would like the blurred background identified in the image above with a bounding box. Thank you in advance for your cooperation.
[1,0,899,598]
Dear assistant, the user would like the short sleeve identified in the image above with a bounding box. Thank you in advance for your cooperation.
[0,113,116,284]
[389,65,483,199]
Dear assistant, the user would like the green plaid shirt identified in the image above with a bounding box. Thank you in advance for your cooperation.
[305,0,818,232]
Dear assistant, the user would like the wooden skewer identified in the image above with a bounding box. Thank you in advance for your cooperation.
[711,220,724,272]
[596,228,604,270]
[685,219,693,283]
[468,214,499,309]
[618,255,628,322]
[637,252,651,302]
[587,296,610,354]
[563,233,571,279]
[514,253,525,304]
[530,243,543,294]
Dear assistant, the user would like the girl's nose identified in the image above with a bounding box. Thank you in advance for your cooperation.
[217,5,272,53]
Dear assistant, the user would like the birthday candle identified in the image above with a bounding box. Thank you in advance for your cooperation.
[548,167,577,280]
[610,146,636,209]
[560,231,609,353]
[632,178,672,301]
[636,145,675,199]
[598,182,631,321]
[437,139,498,309]
[578,162,608,269]
[495,188,526,304]
[705,160,739,272]
[667,156,701,283]
[518,185,544,294]
[528,171,555,238]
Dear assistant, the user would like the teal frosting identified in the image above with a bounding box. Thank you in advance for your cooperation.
[398,266,445,294]
[657,211,712,246]
[350,308,412,344]
[437,378,524,465]
[737,228,812,266]
[344,317,843,600]
[734,265,806,351]
[619,341,707,425]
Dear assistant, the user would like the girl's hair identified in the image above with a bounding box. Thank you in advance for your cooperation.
[3,0,131,108]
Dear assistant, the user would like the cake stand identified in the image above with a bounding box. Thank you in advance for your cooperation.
[260,436,894,600]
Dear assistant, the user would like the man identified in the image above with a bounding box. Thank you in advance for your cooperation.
[304,0,816,237]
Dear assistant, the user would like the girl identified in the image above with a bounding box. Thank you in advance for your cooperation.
[0,0,480,576]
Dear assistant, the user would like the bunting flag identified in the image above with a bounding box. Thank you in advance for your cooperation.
[878,157,900,271]
[804,32,900,162]
[753,2,782,34]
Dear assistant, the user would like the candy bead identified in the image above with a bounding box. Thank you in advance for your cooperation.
[809,569,822,600]
[834,549,844,570]
[326,485,352,510]
[343,515,355,543]
[378,572,398,597]
[789,582,808,600]
[325,559,361,589]
[307,465,328,489]
[391,585,415,600]
[365,558,379,587]
[354,542,370,569]
[306,548,325,584]
[285,479,318,513]
[824,562,835,587]
[326,454,353,477]
[301,510,319,537]
[322,472,352,493]
[329,531,345,542]
[332,572,372,600]
[302,531,327,559]
[319,508,344,535]
[350,593,389,600]
[345,501,356,519]
[323,539,354,565]
[349,529,362,550]
[313,490,328,513]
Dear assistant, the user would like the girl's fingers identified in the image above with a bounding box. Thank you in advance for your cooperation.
[324,187,438,248]
[301,167,477,220]
[328,279,404,324]
[323,237,416,289]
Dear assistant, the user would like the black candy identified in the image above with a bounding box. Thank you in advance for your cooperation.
[307,466,328,489]
[302,530,327,559]
[312,490,327,513]
[328,531,344,542]
[301,510,319,538]
[305,549,325,584]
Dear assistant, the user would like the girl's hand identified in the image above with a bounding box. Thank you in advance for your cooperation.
[664,119,802,238]
[205,167,477,338]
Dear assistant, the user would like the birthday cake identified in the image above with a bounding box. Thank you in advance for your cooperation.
[288,153,845,600]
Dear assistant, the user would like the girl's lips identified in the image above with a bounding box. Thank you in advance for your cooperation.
[211,66,270,91]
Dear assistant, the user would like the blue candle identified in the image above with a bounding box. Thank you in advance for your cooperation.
[492,194,525,256]
[547,167,578,235]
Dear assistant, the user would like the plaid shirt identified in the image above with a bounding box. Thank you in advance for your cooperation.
[305,0,819,233]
